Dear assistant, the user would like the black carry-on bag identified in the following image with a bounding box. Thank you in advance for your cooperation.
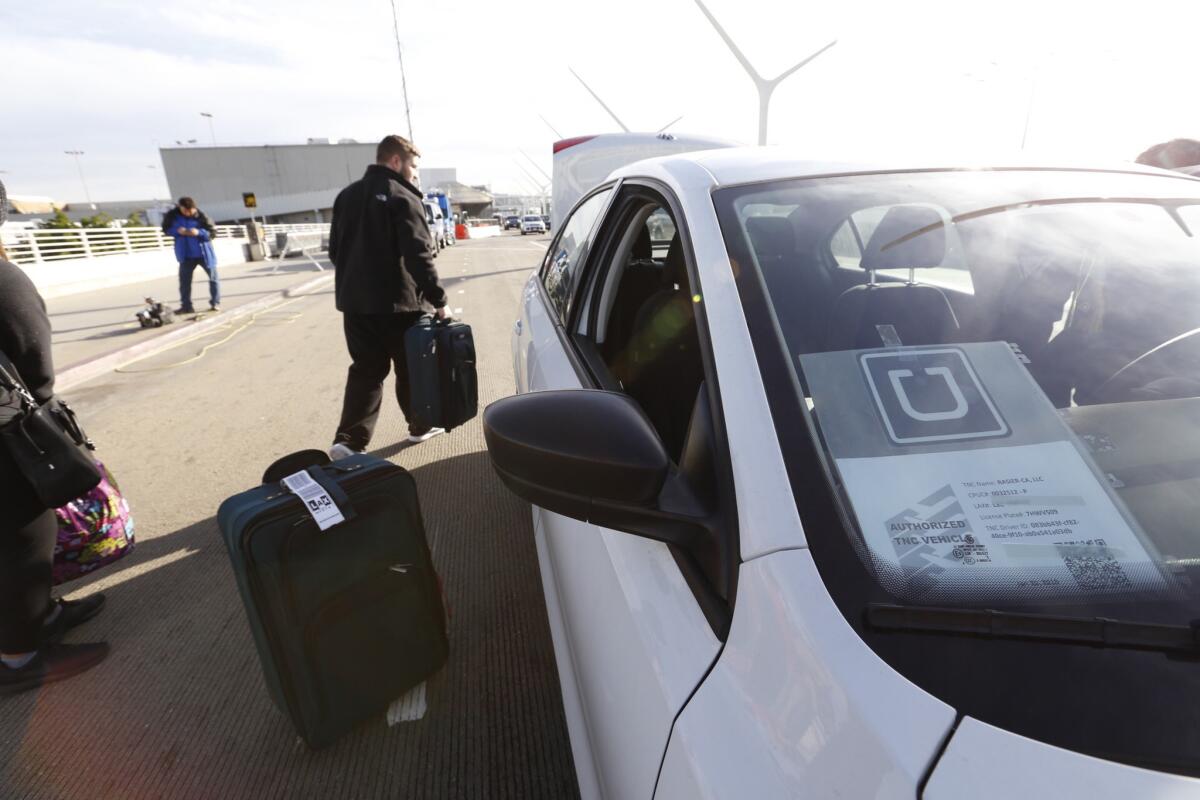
[217,450,448,748]
[405,315,478,432]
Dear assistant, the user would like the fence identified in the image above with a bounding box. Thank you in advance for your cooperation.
[0,223,329,266]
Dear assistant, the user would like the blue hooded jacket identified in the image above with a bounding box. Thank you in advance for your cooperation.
[166,209,217,267]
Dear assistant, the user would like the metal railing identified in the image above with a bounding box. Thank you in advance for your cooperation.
[262,223,328,236]
[271,231,327,274]
[0,223,328,266]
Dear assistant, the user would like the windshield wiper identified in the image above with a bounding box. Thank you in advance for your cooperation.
[867,603,1200,654]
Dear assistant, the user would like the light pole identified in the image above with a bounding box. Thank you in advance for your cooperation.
[147,165,161,204]
[388,0,415,142]
[64,150,95,209]
[200,112,216,145]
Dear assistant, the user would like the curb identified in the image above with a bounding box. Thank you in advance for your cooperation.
[56,272,334,393]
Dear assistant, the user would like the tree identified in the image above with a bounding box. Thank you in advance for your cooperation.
[78,212,113,229]
[38,209,75,229]
[125,211,149,227]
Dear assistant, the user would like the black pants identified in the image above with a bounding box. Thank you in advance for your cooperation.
[334,312,427,450]
[0,499,55,654]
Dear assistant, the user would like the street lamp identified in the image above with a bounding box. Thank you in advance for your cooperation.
[200,112,216,145]
[388,0,414,142]
[64,150,96,209]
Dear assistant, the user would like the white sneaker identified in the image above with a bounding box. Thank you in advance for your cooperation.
[406,427,445,444]
[328,443,362,460]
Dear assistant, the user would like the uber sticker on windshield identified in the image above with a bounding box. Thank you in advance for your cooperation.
[799,342,1168,600]
[860,348,1008,444]
[835,441,1165,600]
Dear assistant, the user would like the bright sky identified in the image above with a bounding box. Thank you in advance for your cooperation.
[1,0,1196,203]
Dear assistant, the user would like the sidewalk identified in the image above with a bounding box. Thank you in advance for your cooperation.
[48,255,333,371]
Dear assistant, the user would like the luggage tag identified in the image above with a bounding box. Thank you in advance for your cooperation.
[281,467,355,531]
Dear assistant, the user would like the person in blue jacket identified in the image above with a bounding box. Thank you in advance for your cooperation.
[164,197,220,313]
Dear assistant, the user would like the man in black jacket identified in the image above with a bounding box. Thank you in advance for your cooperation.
[328,134,449,457]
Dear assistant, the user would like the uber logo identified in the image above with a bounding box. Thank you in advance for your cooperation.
[860,348,1008,445]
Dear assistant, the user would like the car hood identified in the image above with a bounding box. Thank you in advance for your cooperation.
[924,718,1200,798]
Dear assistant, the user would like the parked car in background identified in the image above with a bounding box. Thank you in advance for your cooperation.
[504,215,522,231]
[542,214,552,231]
[422,200,443,254]
[486,147,1200,799]
[427,191,455,246]
[521,215,547,235]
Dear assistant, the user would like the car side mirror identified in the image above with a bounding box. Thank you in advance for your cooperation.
[483,390,708,547]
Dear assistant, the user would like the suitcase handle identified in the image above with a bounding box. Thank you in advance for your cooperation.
[262,449,332,484]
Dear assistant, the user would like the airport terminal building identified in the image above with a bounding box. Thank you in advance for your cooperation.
[159,142,492,224]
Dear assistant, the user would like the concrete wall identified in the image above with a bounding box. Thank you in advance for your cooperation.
[161,143,377,223]
[21,238,248,300]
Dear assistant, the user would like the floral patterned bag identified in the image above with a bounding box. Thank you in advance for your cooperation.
[53,461,135,586]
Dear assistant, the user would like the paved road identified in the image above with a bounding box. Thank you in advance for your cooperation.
[47,255,333,369]
[0,233,578,800]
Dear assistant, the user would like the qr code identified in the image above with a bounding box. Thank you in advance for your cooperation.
[1058,542,1133,591]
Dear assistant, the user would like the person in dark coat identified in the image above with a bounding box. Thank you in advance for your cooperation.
[0,180,109,695]
[164,197,220,314]
[327,134,449,457]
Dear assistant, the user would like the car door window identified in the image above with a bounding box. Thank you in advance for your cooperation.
[568,185,738,623]
[583,195,706,463]
[540,188,612,324]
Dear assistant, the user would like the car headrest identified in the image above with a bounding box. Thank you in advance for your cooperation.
[745,216,795,259]
[861,205,946,272]
[632,225,652,260]
[664,233,685,287]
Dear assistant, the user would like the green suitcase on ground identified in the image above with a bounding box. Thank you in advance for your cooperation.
[217,451,448,748]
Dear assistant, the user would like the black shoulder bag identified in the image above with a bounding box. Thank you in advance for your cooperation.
[0,351,101,508]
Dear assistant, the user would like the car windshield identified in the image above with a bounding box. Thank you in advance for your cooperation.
[716,169,1200,614]
[523,216,540,222]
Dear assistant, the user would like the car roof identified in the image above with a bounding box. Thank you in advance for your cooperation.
[609,146,1200,188]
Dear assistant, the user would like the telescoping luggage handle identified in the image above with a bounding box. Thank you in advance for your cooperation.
[280,466,358,532]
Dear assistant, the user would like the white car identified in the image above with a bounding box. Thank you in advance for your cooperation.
[484,149,1200,798]
[521,214,547,236]
[423,200,446,252]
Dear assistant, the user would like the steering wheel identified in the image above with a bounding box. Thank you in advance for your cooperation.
[1090,327,1200,404]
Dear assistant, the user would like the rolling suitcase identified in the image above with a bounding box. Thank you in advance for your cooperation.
[405,316,478,432]
[217,450,448,748]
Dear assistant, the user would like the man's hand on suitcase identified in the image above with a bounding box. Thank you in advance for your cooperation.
[435,306,449,321]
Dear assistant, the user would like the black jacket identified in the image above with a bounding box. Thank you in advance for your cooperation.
[0,260,55,520]
[328,164,446,314]
[0,261,54,404]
